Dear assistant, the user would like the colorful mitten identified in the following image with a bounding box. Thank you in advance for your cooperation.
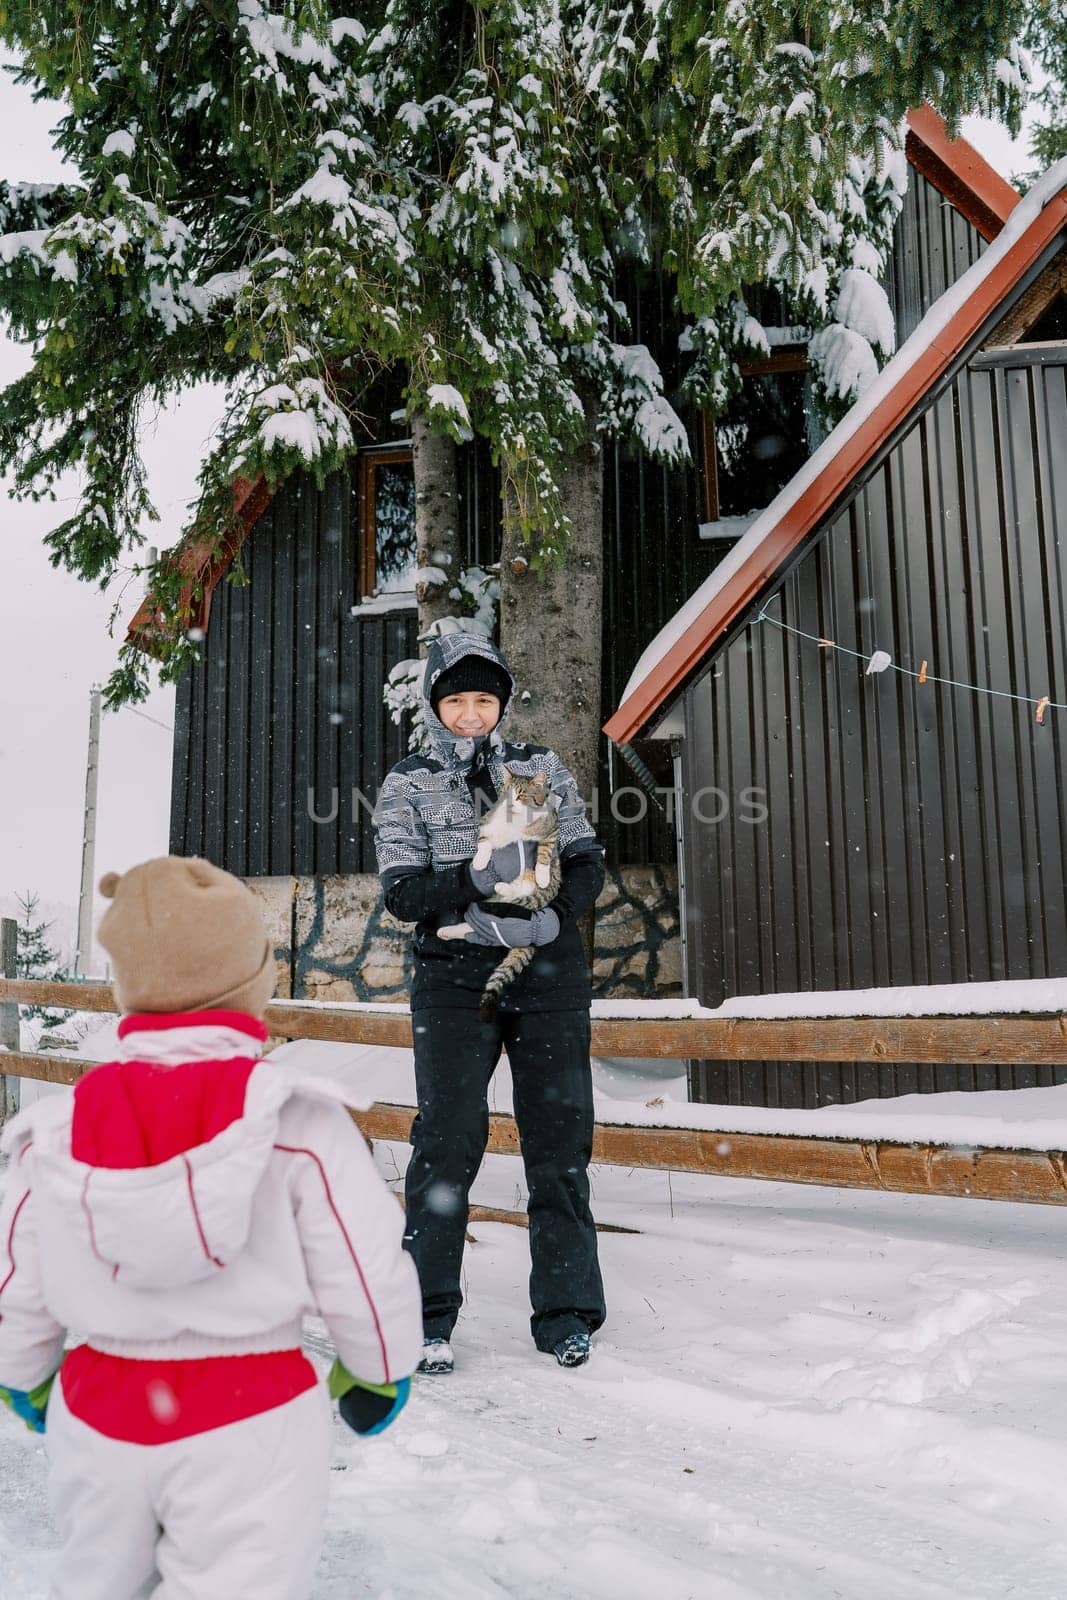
[328,1359,410,1437]
[0,1373,56,1435]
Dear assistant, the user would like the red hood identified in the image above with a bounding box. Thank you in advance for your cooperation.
[72,1057,258,1170]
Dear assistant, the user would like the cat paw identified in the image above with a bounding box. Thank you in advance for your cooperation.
[535,865,551,888]
[437,923,470,941]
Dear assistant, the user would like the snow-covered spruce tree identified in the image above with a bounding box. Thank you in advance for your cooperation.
[649,2,1031,425]
[14,893,71,1027]
[363,1,690,783]
[1023,6,1067,180]
[0,2,1031,789]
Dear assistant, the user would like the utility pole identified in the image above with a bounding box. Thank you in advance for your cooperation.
[74,685,102,978]
[0,917,18,1125]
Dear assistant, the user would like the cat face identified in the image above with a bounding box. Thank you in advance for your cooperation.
[496,770,556,836]
[510,771,550,809]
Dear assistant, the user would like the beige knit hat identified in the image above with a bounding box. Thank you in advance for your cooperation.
[97,856,276,1018]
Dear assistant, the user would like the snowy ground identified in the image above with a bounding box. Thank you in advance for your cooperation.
[4,1128,1067,1597]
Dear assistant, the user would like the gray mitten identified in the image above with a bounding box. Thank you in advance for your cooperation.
[464,905,560,948]
[468,841,536,896]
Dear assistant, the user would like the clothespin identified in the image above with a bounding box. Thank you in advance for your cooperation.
[818,637,835,649]
[918,660,927,685]
[1036,696,1049,725]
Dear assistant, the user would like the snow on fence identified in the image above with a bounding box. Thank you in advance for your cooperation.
[4,973,1067,1207]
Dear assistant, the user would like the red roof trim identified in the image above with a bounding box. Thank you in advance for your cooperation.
[905,105,1020,241]
[126,474,271,656]
[604,188,1067,745]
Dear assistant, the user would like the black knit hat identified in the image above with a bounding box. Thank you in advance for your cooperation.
[430,655,511,715]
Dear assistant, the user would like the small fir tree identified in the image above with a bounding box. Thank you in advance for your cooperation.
[14,893,71,1028]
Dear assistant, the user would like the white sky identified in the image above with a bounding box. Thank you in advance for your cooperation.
[0,56,226,964]
[0,56,1042,965]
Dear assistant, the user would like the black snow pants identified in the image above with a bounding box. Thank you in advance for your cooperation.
[403,1004,606,1351]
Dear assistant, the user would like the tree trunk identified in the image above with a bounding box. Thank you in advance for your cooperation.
[499,409,604,968]
[412,415,461,645]
[498,422,603,798]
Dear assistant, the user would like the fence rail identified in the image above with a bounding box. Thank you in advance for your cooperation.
[3,973,1067,1208]
[2,977,1066,1065]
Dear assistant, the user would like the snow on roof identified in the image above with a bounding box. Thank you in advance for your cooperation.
[610,159,1067,738]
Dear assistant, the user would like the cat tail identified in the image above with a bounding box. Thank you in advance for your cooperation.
[479,948,536,1024]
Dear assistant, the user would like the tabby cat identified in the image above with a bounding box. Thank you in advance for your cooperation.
[437,770,561,1021]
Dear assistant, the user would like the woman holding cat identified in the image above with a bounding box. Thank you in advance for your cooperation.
[372,633,606,1373]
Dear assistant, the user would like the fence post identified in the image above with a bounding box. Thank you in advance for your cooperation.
[0,918,19,1125]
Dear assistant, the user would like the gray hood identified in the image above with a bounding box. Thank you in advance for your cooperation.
[421,632,515,767]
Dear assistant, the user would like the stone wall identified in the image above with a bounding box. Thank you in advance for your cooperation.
[250,867,682,1003]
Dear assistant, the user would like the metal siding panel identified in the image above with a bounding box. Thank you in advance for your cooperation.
[890,172,988,345]
[917,392,969,983]
[313,473,345,877]
[931,373,991,980]
[246,503,274,877]
[337,478,361,874]
[169,670,193,855]
[1030,366,1067,962]
[224,554,251,876]
[991,366,1036,966]
[853,477,896,989]
[1000,365,1067,969]
[184,651,208,858]
[928,177,952,306]
[888,421,940,983]
[346,572,366,867]
[269,483,296,872]
[358,617,387,870]
[956,366,1012,976]
[201,578,229,867]
[291,479,318,872]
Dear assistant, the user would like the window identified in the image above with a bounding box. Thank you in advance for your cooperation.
[701,347,812,534]
[1023,294,1067,344]
[357,445,416,600]
[982,258,1067,355]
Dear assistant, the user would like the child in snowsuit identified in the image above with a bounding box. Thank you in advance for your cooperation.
[0,856,423,1600]
[372,633,606,1372]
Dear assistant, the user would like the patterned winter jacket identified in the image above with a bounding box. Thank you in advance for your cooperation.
[372,633,604,1012]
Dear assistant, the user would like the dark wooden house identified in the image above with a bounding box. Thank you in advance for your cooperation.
[132,110,1028,1023]
[606,154,1067,1106]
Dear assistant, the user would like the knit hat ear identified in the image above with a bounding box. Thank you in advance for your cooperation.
[96,855,276,1018]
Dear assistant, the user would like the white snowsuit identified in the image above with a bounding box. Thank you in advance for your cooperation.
[0,1013,423,1600]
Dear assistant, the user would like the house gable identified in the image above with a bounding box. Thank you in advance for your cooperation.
[678,246,1067,1039]
[605,167,1067,748]
[903,105,1019,243]
[886,110,1020,350]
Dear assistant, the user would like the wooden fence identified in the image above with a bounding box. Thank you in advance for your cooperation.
[3,967,1067,1208]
